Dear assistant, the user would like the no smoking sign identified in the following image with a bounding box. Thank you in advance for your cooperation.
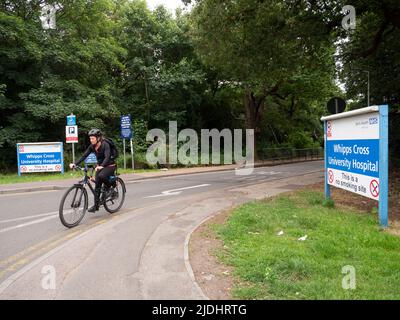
[370,179,379,198]
[328,170,334,184]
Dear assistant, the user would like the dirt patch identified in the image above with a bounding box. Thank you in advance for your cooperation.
[306,183,400,223]
[306,183,378,213]
[189,209,236,300]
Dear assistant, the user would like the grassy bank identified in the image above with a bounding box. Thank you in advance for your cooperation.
[0,168,157,185]
[216,190,400,299]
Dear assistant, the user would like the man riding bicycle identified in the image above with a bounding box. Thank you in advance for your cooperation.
[69,129,116,213]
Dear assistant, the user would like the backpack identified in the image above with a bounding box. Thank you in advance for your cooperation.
[104,138,119,160]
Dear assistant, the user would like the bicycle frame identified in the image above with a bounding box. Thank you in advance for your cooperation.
[70,165,96,208]
[72,165,118,208]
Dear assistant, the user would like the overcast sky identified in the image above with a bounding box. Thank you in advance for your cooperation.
[146,0,189,12]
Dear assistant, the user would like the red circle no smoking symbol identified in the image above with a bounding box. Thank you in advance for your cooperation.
[328,170,334,184]
[370,180,379,198]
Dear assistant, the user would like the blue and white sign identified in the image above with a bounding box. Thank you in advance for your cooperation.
[120,115,132,139]
[85,152,97,165]
[322,105,389,226]
[16,142,64,176]
[67,115,76,126]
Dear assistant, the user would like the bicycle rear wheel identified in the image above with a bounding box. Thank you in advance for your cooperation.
[59,185,88,228]
[104,177,126,214]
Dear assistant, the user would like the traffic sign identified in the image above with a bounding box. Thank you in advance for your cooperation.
[85,152,97,165]
[327,97,346,114]
[67,115,76,126]
[120,115,132,139]
[66,125,78,143]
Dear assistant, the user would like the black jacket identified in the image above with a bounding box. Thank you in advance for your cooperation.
[75,139,115,167]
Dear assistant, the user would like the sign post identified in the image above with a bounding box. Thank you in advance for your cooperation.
[123,138,126,170]
[321,105,389,227]
[120,115,133,171]
[66,114,78,164]
[130,138,134,171]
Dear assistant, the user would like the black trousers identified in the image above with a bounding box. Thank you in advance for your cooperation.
[95,165,116,192]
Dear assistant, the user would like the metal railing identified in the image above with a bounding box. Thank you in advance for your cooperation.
[258,147,324,162]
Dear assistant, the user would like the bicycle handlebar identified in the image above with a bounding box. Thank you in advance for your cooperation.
[73,165,95,173]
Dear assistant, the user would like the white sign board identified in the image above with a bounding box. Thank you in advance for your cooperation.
[66,125,78,143]
[326,111,380,200]
[17,142,64,175]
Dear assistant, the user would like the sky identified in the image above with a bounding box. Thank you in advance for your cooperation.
[146,0,190,12]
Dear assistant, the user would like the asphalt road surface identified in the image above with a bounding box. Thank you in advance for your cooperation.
[0,161,324,299]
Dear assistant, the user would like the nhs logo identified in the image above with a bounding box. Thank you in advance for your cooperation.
[369,117,378,125]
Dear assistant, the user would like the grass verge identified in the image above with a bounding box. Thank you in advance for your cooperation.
[0,168,157,185]
[215,190,400,299]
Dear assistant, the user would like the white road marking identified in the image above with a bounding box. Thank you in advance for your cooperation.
[0,215,58,234]
[144,184,211,198]
[0,211,58,224]
[257,171,282,175]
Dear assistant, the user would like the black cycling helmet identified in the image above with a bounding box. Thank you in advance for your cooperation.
[88,128,102,137]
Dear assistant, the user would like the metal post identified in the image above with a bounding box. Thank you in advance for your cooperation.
[324,121,331,199]
[72,143,75,165]
[130,138,134,171]
[379,105,389,227]
[123,139,126,170]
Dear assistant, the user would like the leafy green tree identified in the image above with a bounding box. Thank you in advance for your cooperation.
[190,0,337,154]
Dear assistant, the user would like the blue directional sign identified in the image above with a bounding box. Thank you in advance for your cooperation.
[85,152,97,165]
[120,115,132,139]
[67,115,76,126]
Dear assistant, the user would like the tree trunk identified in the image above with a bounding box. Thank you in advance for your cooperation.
[244,90,265,160]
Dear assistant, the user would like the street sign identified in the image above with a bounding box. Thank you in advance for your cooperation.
[321,105,389,226]
[16,142,64,175]
[327,97,346,114]
[67,115,76,126]
[66,125,78,143]
[120,115,132,139]
[85,152,97,165]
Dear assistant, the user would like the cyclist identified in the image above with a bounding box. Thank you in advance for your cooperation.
[69,129,116,212]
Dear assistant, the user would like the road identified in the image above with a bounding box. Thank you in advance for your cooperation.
[0,161,324,299]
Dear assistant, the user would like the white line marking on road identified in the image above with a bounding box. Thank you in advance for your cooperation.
[0,211,58,224]
[0,215,58,234]
[257,171,283,175]
[144,184,211,198]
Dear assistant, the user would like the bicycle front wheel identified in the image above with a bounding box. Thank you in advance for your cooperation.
[59,185,88,228]
[104,177,126,214]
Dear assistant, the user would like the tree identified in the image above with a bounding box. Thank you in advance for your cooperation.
[190,0,337,154]
[0,0,126,169]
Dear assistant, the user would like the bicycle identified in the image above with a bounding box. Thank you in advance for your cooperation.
[59,165,126,228]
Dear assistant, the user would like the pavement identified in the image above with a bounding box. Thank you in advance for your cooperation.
[0,160,324,299]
